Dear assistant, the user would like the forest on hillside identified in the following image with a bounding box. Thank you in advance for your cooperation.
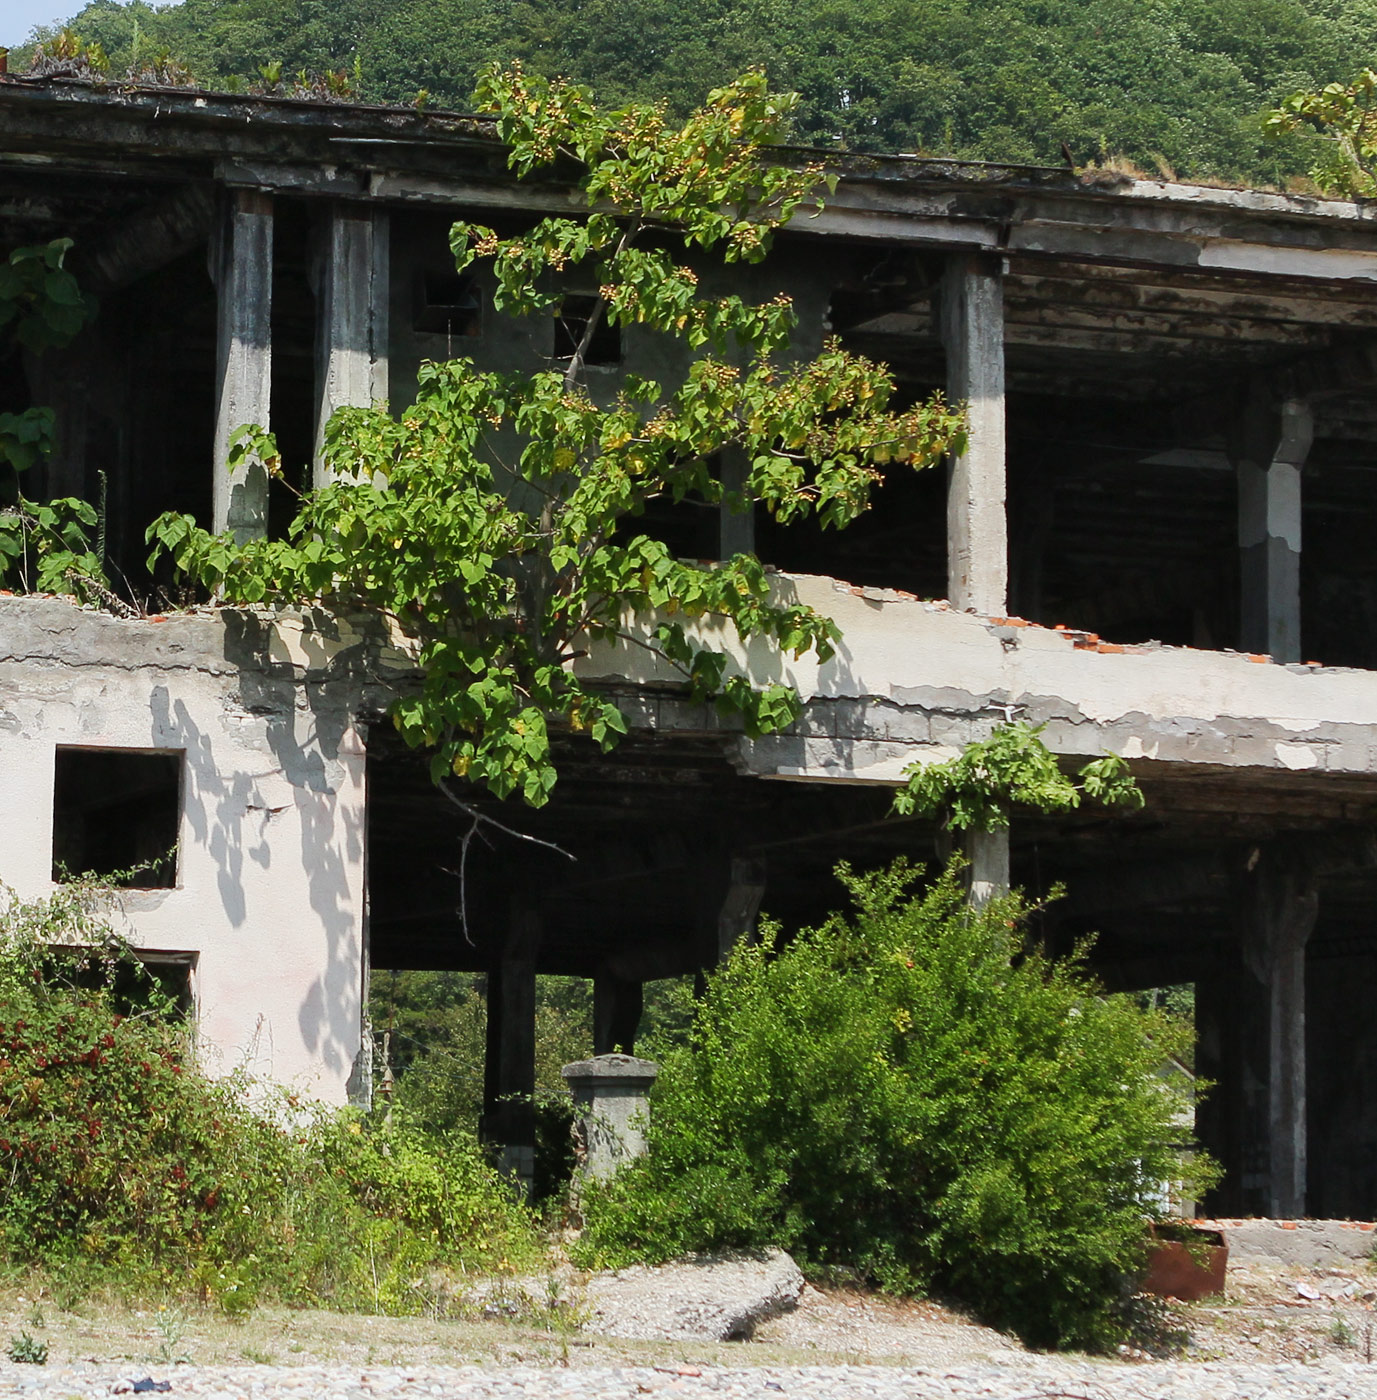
[14,0,1377,184]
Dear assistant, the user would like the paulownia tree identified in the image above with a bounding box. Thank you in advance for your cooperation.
[150,68,965,805]
[1266,68,1377,196]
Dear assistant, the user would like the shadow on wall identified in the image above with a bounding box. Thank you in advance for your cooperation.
[140,607,386,1086]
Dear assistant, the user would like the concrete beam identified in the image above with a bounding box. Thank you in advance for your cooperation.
[312,203,389,484]
[1232,395,1313,664]
[940,253,1007,615]
[211,189,273,541]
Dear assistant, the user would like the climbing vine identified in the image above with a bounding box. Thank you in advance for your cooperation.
[149,68,966,806]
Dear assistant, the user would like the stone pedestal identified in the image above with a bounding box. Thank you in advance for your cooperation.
[561,1054,659,1183]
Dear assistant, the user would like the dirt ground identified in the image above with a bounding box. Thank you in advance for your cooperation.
[1,1252,1374,1372]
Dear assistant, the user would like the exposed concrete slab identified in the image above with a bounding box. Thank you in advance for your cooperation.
[584,1248,805,1341]
[1199,1219,1377,1269]
[580,576,1377,782]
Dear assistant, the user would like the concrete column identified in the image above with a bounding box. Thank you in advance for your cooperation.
[313,204,389,485]
[1233,850,1318,1217]
[965,826,1010,908]
[940,253,1007,616]
[482,900,540,1191]
[719,447,755,559]
[211,189,273,540]
[713,854,767,962]
[594,970,643,1056]
[1233,396,1311,664]
[562,1054,659,1183]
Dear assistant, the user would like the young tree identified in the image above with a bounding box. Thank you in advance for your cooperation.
[150,67,964,805]
[1266,68,1377,196]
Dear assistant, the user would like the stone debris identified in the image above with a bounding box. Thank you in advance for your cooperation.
[583,1250,806,1341]
[2,1358,1376,1400]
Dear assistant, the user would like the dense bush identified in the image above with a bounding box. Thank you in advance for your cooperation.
[573,859,1212,1350]
[0,884,538,1310]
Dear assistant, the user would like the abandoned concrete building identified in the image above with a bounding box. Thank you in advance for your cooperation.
[6,74,1377,1216]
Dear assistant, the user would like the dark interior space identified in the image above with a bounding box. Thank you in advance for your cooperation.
[108,248,217,593]
[52,746,182,887]
[269,199,318,538]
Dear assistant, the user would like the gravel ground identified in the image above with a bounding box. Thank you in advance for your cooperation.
[1,1254,1375,1400]
[1,1356,1375,1400]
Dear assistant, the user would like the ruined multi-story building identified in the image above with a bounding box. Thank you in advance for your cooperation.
[4,75,1377,1216]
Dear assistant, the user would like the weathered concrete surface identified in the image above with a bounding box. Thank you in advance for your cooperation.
[583,1248,806,1341]
[562,1054,659,1182]
[1199,1219,1377,1268]
[581,575,1377,782]
[212,189,273,541]
[0,595,401,1102]
[941,253,1006,617]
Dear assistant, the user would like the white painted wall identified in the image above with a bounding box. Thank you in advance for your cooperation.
[0,598,368,1102]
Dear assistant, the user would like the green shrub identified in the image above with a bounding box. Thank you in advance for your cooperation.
[0,883,538,1309]
[574,859,1213,1350]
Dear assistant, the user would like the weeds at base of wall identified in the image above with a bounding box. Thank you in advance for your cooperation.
[0,883,542,1317]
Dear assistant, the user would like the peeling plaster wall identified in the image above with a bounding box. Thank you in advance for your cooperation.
[581,574,1377,783]
[0,597,374,1103]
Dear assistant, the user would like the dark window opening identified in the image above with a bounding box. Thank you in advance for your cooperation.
[52,748,182,888]
[413,270,481,337]
[56,947,195,1018]
[556,294,620,367]
[1006,399,1237,648]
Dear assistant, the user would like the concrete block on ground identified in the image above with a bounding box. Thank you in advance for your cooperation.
[583,1248,806,1341]
[1199,1218,1376,1268]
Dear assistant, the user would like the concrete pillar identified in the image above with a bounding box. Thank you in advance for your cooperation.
[719,447,755,559]
[211,189,273,541]
[710,853,767,962]
[1232,850,1318,1217]
[481,900,540,1191]
[965,826,1010,908]
[940,253,1007,616]
[1232,395,1311,664]
[313,204,389,484]
[561,1054,659,1183]
[594,970,643,1055]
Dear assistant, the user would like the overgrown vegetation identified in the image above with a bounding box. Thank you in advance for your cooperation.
[19,0,1377,185]
[0,883,538,1311]
[1266,65,1377,193]
[0,238,107,601]
[573,858,1213,1350]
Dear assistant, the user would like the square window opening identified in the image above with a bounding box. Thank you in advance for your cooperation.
[413,271,481,337]
[52,748,182,888]
[556,294,620,367]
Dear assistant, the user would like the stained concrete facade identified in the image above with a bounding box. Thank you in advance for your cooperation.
[6,76,1377,1210]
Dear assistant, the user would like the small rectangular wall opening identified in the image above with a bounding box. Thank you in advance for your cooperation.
[52,747,182,888]
[555,294,620,367]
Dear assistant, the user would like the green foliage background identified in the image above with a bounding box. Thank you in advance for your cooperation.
[20,0,1377,182]
[573,859,1210,1350]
